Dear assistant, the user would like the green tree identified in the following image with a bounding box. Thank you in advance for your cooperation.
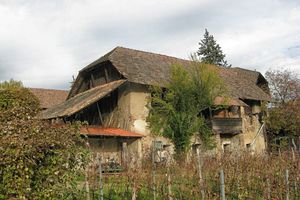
[147,62,225,158]
[265,69,300,149]
[198,29,230,67]
[0,80,89,199]
[0,79,23,90]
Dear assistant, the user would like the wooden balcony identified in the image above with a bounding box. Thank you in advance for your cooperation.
[211,118,243,135]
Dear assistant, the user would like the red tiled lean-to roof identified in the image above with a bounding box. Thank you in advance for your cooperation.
[80,126,144,138]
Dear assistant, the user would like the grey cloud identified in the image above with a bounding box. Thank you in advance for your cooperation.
[1,0,300,89]
[286,45,300,58]
[0,45,25,80]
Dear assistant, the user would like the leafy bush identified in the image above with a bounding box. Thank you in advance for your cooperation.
[0,80,40,122]
[0,80,89,199]
[147,63,225,156]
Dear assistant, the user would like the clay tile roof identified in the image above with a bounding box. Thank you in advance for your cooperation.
[28,88,69,109]
[38,80,126,119]
[72,46,271,101]
[80,126,144,138]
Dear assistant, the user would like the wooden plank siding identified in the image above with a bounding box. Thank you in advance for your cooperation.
[212,118,243,135]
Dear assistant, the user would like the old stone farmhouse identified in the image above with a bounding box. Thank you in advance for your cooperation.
[39,46,270,164]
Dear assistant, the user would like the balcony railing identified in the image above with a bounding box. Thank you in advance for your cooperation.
[211,118,243,135]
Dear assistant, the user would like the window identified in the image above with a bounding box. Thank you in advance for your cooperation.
[223,143,231,153]
[246,143,251,151]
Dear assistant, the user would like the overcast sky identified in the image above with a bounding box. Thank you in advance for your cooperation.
[0,0,300,89]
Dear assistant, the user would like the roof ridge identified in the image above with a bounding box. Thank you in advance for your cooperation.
[114,46,190,63]
[28,87,68,92]
[233,67,260,74]
[81,46,261,75]
[80,47,119,72]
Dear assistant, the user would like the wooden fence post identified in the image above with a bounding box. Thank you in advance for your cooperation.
[132,180,136,200]
[85,165,90,200]
[152,141,156,200]
[266,178,271,200]
[279,148,282,158]
[122,142,128,169]
[167,163,173,200]
[291,147,296,163]
[220,169,225,200]
[97,153,104,200]
[285,169,289,200]
[196,147,205,199]
[295,177,299,199]
[291,146,298,199]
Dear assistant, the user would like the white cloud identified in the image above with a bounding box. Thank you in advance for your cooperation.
[0,0,300,89]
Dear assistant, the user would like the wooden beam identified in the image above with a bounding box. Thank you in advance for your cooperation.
[96,102,104,125]
[104,68,109,83]
[209,107,213,119]
[91,73,95,87]
[74,77,84,97]
[89,79,92,89]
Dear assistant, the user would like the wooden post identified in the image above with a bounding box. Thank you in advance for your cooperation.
[132,181,136,200]
[285,169,289,200]
[266,178,271,200]
[291,147,296,163]
[104,68,109,83]
[152,141,156,200]
[90,74,95,87]
[220,169,225,200]
[196,147,205,199]
[209,107,213,119]
[279,148,282,158]
[96,102,104,125]
[85,165,90,200]
[295,177,299,199]
[122,142,128,168]
[167,163,173,200]
[97,153,104,200]
[291,138,297,151]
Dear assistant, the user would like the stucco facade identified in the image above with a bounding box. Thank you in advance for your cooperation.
[109,82,267,157]
[108,82,173,158]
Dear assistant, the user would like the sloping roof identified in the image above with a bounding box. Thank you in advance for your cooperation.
[213,97,249,107]
[78,47,270,101]
[39,80,126,119]
[29,88,69,109]
[81,126,144,138]
[81,47,190,86]
[217,67,270,101]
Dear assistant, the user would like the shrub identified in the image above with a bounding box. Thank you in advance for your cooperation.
[0,81,89,199]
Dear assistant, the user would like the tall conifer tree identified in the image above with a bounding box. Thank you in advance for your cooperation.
[198,29,230,67]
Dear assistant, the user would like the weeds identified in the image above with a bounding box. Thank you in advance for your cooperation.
[83,151,300,200]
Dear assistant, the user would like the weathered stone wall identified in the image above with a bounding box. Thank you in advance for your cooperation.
[127,83,173,158]
[88,137,121,162]
[240,105,266,153]
[113,82,267,158]
[216,104,266,154]
[109,82,173,158]
[88,137,141,165]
